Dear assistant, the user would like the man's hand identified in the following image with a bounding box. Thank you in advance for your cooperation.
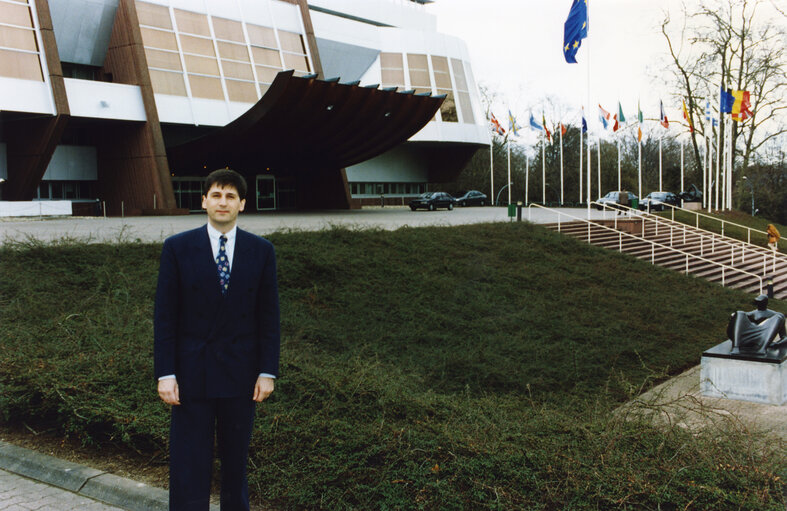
[253,377,274,402]
[158,378,180,405]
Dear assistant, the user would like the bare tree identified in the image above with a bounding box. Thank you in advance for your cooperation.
[662,0,786,173]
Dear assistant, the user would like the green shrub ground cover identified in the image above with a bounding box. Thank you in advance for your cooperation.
[0,222,784,509]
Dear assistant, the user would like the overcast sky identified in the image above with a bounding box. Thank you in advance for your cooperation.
[424,0,783,140]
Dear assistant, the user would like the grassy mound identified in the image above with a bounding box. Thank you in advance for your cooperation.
[1,223,784,509]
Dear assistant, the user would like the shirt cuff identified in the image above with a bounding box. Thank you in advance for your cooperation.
[158,374,176,381]
[258,373,276,379]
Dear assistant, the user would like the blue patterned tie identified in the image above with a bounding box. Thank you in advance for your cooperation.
[216,235,230,295]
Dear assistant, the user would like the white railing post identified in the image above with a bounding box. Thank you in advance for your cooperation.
[619,232,622,252]
[722,267,725,287]
[652,245,655,264]
[685,254,689,274]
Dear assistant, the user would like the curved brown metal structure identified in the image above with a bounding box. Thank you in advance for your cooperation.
[167,70,444,209]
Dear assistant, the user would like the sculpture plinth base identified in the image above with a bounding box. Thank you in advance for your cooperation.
[701,341,787,405]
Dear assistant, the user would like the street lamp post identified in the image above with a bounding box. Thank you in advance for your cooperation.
[742,176,754,216]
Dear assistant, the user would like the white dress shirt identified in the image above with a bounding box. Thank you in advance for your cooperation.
[159,223,275,381]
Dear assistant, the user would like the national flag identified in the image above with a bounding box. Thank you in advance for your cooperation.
[637,101,643,142]
[563,0,588,64]
[617,102,626,123]
[581,107,587,134]
[612,114,619,132]
[705,100,711,122]
[731,90,752,121]
[508,110,521,137]
[560,123,567,136]
[719,88,735,113]
[543,113,552,143]
[490,113,506,135]
[529,112,543,131]
[682,100,694,133]
[598,104,610,129]
[659,100,669,129]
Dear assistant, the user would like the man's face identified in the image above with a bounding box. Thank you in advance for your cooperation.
[202,183,245,231]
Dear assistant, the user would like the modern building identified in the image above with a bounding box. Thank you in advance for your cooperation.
[0,0,487,214]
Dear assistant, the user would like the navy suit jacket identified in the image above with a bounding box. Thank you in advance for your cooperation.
[154,225,280,399]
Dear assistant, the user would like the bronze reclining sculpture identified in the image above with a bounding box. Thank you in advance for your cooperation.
[727,295,787,355]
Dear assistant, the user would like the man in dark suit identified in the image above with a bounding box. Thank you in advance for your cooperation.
[154,169,280,511]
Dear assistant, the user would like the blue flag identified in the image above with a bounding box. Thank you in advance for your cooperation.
[719,88,735,113]
[563,0,588,64]
[529,113,543,131]
[582,107,587,133]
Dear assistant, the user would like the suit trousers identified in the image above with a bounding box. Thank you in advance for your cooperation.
[169,396,256,511]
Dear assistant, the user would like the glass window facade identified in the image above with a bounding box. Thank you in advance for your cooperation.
[0,0,43,81]
[136,1,312,102]
[379,51,477,125]
[349,182,426,196]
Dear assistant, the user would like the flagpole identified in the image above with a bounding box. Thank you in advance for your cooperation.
[596,138,601,199]
[579,112,584,204]
[542,132,546,204]
[617,135,621,191]
[559,124,564,205]
[507,137,512,206]
[727,118,733,210]
[638,136,642,200]
[703,125,707,209]
[587,136,591,206]
[680,138,684,197]
[490,139,495,206]
[716,87,722,211]
[525,156,529,204]
[724,120,728,210]
[659,137,663,191]
[708,134,714,213]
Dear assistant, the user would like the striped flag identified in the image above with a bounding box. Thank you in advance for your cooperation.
[659,100,669,129]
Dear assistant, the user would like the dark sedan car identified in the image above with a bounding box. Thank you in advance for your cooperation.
[454,190,488,207]
[409,192,455,211]
[639,191,680,211]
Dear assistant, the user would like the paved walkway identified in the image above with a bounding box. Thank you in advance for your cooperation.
[0,469,125,511]
[0,206,620,245]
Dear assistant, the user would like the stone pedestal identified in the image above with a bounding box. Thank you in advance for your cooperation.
[701,340,787,405]
[683,201,702,210]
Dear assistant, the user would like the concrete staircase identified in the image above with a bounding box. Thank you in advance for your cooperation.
[541,210,787,300]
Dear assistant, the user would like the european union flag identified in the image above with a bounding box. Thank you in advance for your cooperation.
[563,0,588,64]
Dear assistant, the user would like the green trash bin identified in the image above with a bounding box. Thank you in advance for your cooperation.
[631,197,639,209]
[507,203,516,217]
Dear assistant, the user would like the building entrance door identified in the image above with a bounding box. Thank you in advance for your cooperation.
[256,175,276,210]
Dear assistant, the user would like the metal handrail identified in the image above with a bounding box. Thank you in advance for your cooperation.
[592,201,784,276]
[527,203,763,295]
[657,201,767,246]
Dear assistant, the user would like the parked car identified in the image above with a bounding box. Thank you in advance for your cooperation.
[596,191,639,210]
[639,191,680,211]
[409,192,455,211]
[454,190,488,207]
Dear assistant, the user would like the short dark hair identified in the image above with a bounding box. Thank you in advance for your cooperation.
[204,169,247,200]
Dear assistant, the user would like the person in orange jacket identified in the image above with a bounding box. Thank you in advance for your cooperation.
[767,224,780,251]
